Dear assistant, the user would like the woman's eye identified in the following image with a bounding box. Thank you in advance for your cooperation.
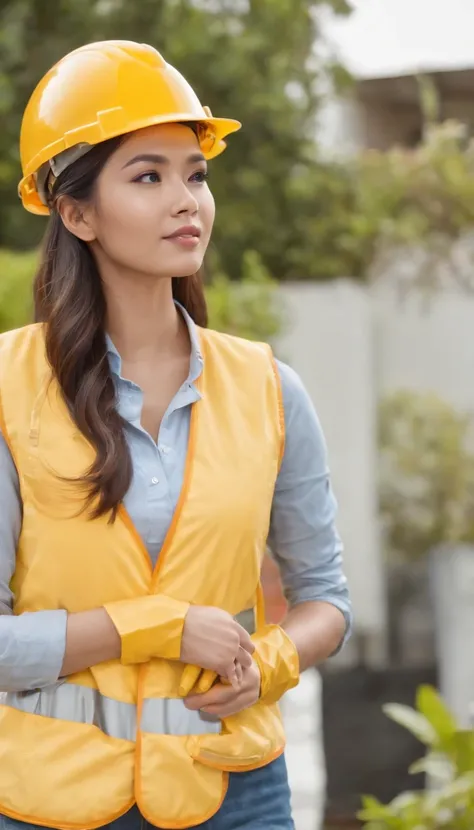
[135,171,161,184]
[191,170,209,183]
[133,170,208,184]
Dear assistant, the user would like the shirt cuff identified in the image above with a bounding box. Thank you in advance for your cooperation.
[0,610,67,692]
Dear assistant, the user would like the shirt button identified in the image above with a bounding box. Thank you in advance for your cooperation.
[160,445,170,455]
[151,477,159,485]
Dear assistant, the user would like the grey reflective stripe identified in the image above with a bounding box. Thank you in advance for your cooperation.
[235,608,255,635]
[141,697,220,735]
[4,685,221,741]
[5,685,137,742]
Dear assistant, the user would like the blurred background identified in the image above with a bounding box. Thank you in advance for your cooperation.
[2,1,474,828]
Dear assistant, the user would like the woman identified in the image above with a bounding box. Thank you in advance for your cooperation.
[0,41,351,830]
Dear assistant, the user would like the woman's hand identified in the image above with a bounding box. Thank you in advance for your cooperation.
[180,606,254,685]
[184,660,261,718]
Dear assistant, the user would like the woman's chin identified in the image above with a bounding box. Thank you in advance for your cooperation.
[168,253,205,277]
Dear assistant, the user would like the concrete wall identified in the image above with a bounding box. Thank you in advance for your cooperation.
[430,545,474,727]
[276,279,474,664]
[277,281,386,665]
[373,281,474,410]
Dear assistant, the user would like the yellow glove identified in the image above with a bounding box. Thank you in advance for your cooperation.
[252,624,299,704]
[104,594,190,664]
[179,665,216,697]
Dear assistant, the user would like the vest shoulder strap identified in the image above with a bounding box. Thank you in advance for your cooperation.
[198,327,285,466]
[0,323,46,454]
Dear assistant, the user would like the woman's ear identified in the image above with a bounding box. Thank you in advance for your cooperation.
[56,195,97,243]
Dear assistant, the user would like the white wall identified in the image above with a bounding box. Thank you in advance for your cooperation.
[431,545,474,727]
[277,280,386,665]
[373,282,474,410]
[276,278,474,664]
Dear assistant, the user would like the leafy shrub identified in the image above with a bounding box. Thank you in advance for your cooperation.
[379,390,474,562]
[0,248,36,332]
[359,686,474,829]
[206,250,284,342]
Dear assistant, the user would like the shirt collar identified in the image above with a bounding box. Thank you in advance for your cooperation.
[105,301,203,384]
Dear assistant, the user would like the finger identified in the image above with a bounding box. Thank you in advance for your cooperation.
[237,628,255,655]
[201,703,236,717]
[238,646,253,669]
[217,664,235,688]
[201,692,254,718]
[195,669,218,694]
[227,662,240,690]
[178,664,202,698]
[185,682,237,711]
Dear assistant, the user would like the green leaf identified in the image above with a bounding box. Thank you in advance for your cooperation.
[451,730,474,774]
[359,795,391,817]
[389,791,422,812]
[358,795,405,827]
[409,751,454,781]
[383,703,438,745]
[416,685,458,743]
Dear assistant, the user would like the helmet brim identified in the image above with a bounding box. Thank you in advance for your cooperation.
[19,114,241,215]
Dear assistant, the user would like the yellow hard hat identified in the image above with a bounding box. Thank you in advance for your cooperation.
[18,40,241,215]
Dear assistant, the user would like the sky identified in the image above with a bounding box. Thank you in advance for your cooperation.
[321,0,474,78]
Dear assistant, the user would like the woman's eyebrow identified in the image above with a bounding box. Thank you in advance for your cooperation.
[122,152,206,169]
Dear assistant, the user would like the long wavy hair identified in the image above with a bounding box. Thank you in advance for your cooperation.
[34,136,208,521]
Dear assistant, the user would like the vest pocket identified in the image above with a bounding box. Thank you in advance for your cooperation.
[186,701,286,771]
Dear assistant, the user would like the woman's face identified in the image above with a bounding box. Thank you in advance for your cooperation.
[80,123,215,279]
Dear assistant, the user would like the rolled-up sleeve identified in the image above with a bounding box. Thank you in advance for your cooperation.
[0,431,67,692]
[268,361,352,648]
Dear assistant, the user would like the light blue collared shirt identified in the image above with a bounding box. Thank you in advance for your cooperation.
[0,307,352,691]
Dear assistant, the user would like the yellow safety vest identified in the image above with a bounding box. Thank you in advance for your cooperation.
[0,323,299,830]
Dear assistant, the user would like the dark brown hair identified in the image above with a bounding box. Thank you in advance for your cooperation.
[34,136,208,521]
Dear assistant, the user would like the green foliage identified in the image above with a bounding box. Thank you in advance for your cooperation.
[244,116,474,285]
[379,390,474,561]
[383,121,474,243]
[0,248,35,332]
[0,0,353,284]
[206,250,284,342]
[354,121,474,291]
[0,248,283,342]
[359,686,474,829]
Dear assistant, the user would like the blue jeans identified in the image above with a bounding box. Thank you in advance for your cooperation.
[0,755,294,830]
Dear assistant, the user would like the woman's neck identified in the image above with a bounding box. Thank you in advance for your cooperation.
[103,275,188,364]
